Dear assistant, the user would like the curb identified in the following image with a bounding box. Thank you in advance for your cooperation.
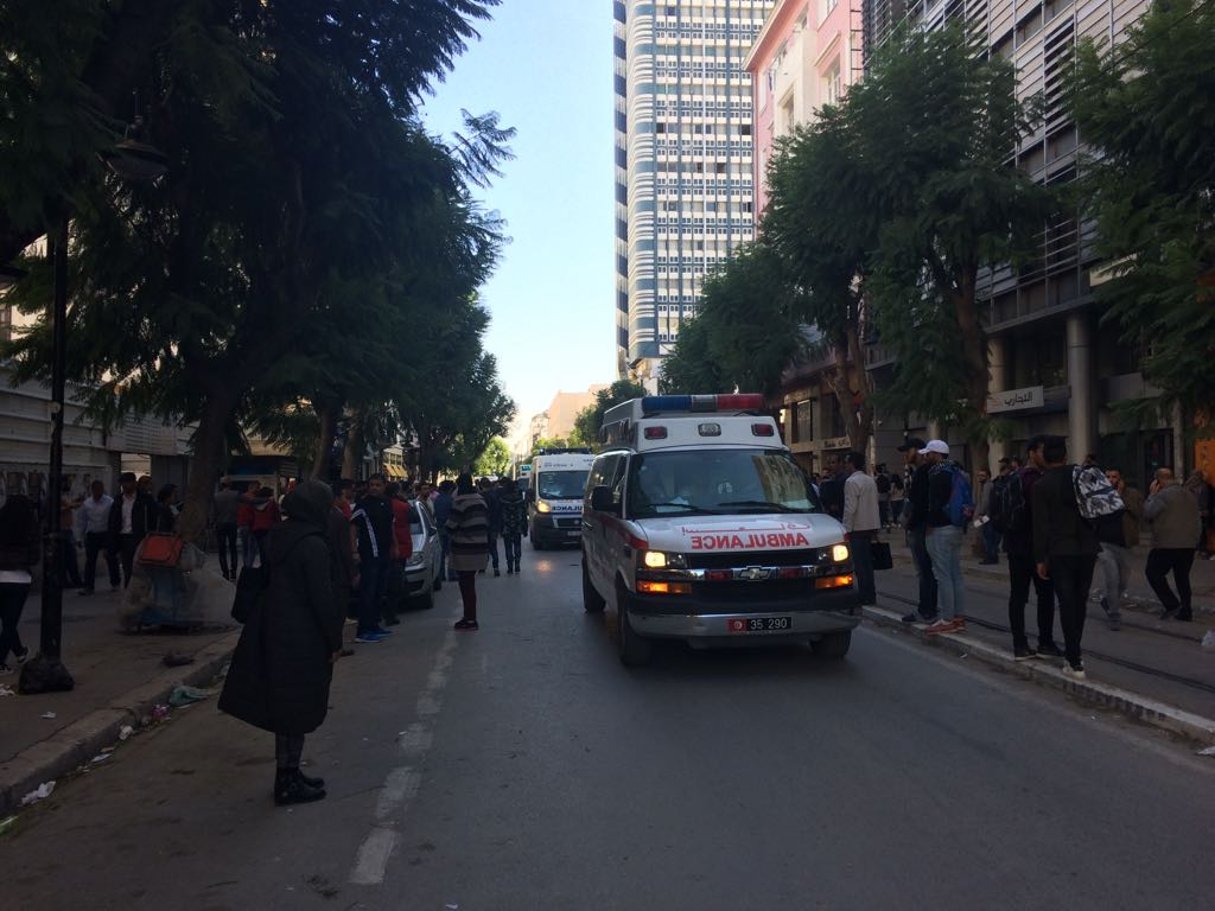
[863,605,1215,747]
[0,630,239,817]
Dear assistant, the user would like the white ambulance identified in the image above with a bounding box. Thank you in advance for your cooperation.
[580,394,860,665]
[528,449,596,549]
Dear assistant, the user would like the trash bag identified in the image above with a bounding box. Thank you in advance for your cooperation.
[118,545,234,630]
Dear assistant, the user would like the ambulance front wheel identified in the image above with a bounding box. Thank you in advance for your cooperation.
[615,582,653,667]
[582,560,606,613]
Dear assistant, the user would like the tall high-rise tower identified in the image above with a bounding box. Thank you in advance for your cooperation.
[614,1,774,385]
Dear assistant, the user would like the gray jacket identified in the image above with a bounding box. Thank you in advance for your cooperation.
[1144,483,1201,549]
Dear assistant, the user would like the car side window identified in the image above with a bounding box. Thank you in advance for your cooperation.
[610,456,627,506]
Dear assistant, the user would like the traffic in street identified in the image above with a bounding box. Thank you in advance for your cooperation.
[4,554,1213,910]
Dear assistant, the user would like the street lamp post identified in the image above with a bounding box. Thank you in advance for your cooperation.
[17,125,167,694]
[19,218,75,692]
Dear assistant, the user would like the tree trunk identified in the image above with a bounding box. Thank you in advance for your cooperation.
[310,400,341,480]
[177,387,240,544]
[844,325,875,455]
[341,411,366,480]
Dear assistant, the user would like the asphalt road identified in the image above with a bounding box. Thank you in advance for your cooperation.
[4,549,1214,910]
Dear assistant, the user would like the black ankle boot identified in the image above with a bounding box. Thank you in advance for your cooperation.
[274,768,327,806]
[297,767,325,789]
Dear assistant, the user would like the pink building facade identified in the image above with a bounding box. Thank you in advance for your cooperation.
[745,0,863,219]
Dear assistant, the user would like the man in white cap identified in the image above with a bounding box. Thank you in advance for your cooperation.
[921,439,973,634]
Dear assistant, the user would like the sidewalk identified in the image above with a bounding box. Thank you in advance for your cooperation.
[875,535,1215,739]
[0,572,239,815]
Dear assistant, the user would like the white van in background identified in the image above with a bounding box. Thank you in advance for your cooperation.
[528,449,595,549]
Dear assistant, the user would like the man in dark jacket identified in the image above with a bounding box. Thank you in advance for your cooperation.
[1004,437,1060,660]
[1032,435,1099,680]
[350,474,397,643]
[107,471,157,588]
[898,438,938,623]
[498,477,527,574]
[218,479,342,806]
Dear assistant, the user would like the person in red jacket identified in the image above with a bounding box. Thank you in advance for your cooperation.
[250,486,281,566]
[383,482,414,626]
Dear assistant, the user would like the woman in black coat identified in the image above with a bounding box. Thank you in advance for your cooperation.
[219,479,343,806]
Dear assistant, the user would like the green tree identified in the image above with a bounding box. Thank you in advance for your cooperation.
[764,105,876,452]
[1070,0,1215,426]
[829,25,1051,459]
[474,437,512,478]
[572,380,647,450]
[666,241,805,399]
[657,316,730,395]
[1,1,504,540]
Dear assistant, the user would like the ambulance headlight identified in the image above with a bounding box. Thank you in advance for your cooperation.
[831,543,850,563]
[642,550,686,570]
[536,500,552,513]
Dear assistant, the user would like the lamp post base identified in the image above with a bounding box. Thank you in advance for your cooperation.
[18,654,75,694]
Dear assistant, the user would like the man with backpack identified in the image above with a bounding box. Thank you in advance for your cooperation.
[921,440,973,635]
[1032,436,1101,680]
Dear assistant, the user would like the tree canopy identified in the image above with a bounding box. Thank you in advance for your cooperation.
[0,0,512,537]
[572,380,648,450]
[1070,0,1215,427]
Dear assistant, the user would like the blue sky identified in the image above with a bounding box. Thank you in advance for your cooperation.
[421,1,617,431]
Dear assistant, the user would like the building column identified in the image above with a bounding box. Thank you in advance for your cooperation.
[986,336,1007,472]
[1067,312,1095,463]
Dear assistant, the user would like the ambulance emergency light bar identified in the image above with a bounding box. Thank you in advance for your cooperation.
[639,394,765,415]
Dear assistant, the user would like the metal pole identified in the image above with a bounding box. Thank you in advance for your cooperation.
[42,217,67,657]
[21,217,74,692]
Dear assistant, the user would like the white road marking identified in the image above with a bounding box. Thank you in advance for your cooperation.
[348,629,458,886]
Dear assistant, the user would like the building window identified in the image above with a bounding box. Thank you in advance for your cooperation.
[792,400,813,443]
[823,59,842,105]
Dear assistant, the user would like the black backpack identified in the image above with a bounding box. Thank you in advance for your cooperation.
[990,472,1028,535]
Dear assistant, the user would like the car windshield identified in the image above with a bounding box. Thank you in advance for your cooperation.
[627,449,820,518]
[537,470,588,500]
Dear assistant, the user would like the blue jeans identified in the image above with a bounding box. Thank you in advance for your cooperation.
[358,557,391,634]
[487,531,500,569]
[926,525,965,620]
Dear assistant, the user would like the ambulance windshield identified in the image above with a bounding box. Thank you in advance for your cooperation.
[537,470,589,500]
[627,450,819,518]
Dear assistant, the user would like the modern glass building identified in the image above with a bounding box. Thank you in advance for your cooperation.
[614,1,774,384]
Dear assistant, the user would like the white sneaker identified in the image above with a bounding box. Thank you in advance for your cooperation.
[1061,663,1087,681]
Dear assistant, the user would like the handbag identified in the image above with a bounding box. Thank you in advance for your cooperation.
[871,539,893,571]
[136,532,185,568]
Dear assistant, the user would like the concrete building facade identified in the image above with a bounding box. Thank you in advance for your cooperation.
[614,0,774,385]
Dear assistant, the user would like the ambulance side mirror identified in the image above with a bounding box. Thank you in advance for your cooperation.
[590,485,618,515]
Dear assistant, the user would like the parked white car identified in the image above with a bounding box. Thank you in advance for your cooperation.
[402,499,442,609]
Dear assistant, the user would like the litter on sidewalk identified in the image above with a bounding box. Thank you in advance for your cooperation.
[167,685,211,707]
[39,711,56,720]
[118,724,134,741]
[20,781,55,806]
[0,684,14,697]
[0,815,16,836]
